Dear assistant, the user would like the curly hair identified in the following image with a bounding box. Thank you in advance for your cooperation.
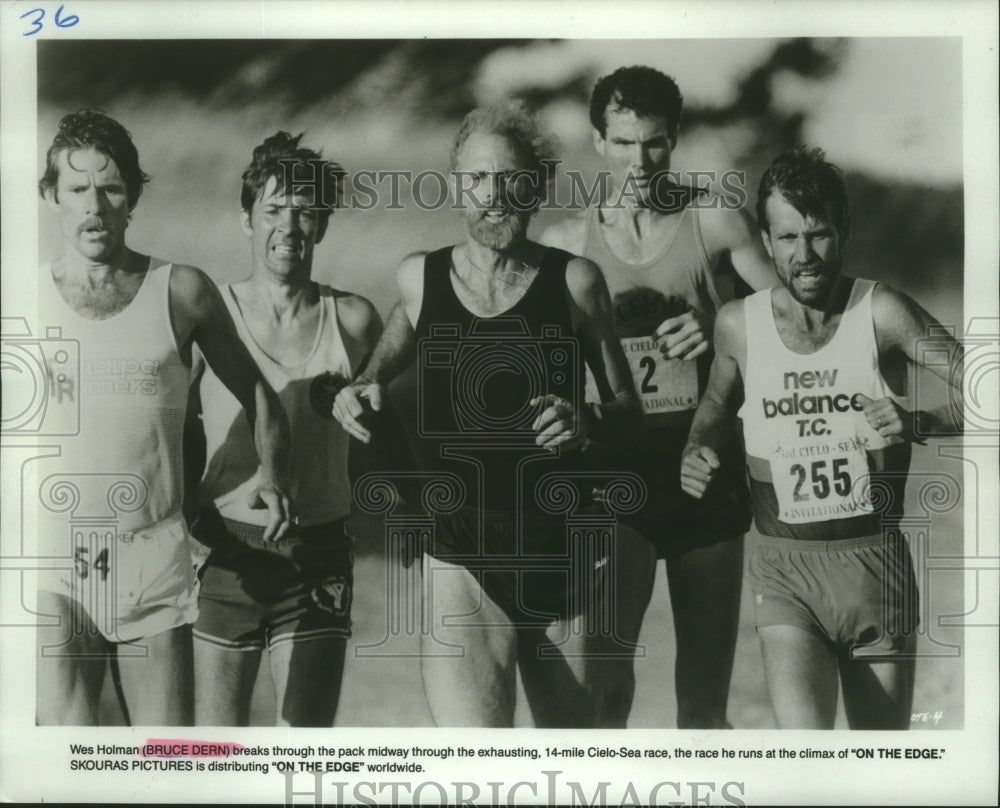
[38,109,150,210]
[241,131,345,222]
[589,66,683,139]
[756,146,849,235]
[449,102,558,187]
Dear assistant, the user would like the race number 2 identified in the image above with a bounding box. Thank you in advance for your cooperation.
[621,337,698,414]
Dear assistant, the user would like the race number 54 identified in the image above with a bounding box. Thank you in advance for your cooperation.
[73,533,111,581]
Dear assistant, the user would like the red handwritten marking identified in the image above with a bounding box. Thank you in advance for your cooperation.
[141,739,244,758]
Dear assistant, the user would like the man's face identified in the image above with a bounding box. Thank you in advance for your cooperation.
[762,193,846,306]
[241,175,328,280]
[452,131,535,251]
[594,107,674,205]
[46,147,130,263]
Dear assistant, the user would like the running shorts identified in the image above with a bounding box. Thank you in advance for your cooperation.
[429,506,613,625]
[37,511,198,643]
[587,432,752,559]
[193,510,354,651]
[749,532,919,656]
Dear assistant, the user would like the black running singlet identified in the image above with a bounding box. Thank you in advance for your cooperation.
[412,245,587,513]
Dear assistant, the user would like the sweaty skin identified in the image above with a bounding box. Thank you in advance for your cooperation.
[332,126,644,727]
[539,101,777,729]
[37,135,292,728]
[682,193,963,729]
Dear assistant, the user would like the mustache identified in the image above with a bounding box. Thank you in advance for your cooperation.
[80,217,110,230]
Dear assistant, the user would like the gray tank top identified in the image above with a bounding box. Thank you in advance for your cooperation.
[581,194,727,433]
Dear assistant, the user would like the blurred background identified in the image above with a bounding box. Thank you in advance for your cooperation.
[37,37,965,728]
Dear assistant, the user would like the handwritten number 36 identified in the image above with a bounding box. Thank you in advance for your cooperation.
[20,5,80,36]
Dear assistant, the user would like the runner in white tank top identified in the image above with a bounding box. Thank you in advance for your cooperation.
[37,260,192,534]
[187,131,382,728]
[680,147,964,729]
[197,283,354,527]
[738,277,911,537]
[33,110,292,727]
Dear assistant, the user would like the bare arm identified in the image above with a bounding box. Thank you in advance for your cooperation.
[334,292,384,375]
[656,207,776,361]
[533,257,642,450]
[681,300,746,498]
[699,206,778,293]
[170,265,292,540]
[355,303,417,386]
[181,352,207,529]
[332,253,425,443]
[868,284,964,437]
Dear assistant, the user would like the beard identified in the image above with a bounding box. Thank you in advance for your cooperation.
[784,258,841,306]
[466,209,532,251]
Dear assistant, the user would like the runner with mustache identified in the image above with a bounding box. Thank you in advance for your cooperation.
[35,110,292,726]
[680,147,964,728]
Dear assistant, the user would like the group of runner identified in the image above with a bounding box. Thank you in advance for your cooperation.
[34,65,963,729]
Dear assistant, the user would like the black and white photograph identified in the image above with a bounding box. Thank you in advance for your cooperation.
[1,1,997,805]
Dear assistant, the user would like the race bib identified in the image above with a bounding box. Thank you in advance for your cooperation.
[623,336,698,414]
[69,525,120,635]
[587,336,698,414]
[769,415,873,524]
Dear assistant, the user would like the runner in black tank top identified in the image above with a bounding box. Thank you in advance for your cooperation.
[414,244,585,517]
[332,105,644,727]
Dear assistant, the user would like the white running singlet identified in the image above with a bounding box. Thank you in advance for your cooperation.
[196,284,355,527]
[34,260,198,640]
[738,278,910,537]
[36,260,193,532]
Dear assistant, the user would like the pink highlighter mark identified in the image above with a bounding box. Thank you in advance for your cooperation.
[141,739,244,758]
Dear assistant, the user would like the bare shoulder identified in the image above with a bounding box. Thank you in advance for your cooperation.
[396,250,429,303]
[538,211,588,254]
[563,255,612,325]
[333,290,382,342]
[697,204,778,291]
[166,264,226,353]
[696,204,758,249]
[168,263,218,315]
[869,280,936,350]
[870,281,927,330]
[715,296,747,333]
[713,297,748,359]
[565,254,607,295]
[870,280,918,315]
